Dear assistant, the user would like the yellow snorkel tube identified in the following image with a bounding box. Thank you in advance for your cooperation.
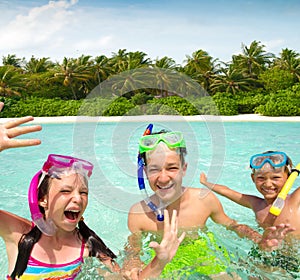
[269,163,300,216]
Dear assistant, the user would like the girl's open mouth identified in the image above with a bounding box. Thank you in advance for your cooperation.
[64,210,79,221]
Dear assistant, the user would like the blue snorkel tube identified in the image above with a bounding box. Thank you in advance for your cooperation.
[137,124,164,221]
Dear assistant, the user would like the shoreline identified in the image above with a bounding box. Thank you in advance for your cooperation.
[1,114,300,123]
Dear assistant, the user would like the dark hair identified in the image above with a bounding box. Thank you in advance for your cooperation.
[10,174,116,279]
[141,129,187,167]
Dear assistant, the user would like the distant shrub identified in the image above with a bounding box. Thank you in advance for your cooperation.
[234,91,269,114]
[102,97,135,116]
[148,96,200,115]
[0,97,82,117]
[259,68,295,92]
[212,92,238,115]
[255,90,300,116]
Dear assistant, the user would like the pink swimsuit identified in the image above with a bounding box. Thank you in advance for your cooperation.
[7,240,85,280]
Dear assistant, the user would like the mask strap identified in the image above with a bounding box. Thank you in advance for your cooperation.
[137,124,164,221]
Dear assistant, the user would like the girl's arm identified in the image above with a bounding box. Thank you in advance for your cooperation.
[200,172,258,209]
[0,210,31,240]
[207,192,294,251]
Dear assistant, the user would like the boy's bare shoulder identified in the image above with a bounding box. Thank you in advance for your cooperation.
[129,200,145,213]
[290,186,300,200]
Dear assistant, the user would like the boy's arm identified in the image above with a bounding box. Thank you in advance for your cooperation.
[123,203,149,274]
[127,203,145,233]
[207,192,294,251]
[200,172,257,209]
[121,231,144,275]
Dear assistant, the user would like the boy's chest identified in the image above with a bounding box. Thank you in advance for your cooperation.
[256,200,299,229]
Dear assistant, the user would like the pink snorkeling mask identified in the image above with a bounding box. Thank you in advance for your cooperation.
[28,154,94,236]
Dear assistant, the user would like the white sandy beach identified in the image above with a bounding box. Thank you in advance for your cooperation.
[1,114,300,124]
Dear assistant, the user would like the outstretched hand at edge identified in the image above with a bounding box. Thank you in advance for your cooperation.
[258,223,295,251]
[0,102,42,152]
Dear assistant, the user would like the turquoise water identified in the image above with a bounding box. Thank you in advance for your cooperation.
[0,119,299,279]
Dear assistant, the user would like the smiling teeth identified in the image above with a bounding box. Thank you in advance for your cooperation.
[158,185,172,190]
[263,189,276,193]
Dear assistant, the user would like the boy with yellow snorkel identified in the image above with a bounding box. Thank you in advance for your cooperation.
[200,151,299,276]
[200,151,299,238]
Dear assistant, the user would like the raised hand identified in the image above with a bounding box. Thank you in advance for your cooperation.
[0,103,42,151]
[258,223,295,251]
[149,209,185,265]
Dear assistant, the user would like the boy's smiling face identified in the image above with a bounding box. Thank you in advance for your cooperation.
[251,164,288,202]
[145,142,187,204]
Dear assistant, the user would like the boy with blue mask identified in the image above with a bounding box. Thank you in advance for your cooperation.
[200,151,299,276]
[200,151,299,237]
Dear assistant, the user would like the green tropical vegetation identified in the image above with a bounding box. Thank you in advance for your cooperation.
[0,40,300,117]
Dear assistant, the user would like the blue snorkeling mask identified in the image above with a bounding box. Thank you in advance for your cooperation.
[250,151,289,170]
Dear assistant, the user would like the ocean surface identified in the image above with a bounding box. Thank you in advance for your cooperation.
[0,119,299,279]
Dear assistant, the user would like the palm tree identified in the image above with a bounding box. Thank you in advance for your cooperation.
[2,54,24,68]
[210,64,255,94]
[273,48,300,82]
[0,65,25,96]
[109,50,150,74]
[154,56,178,70]
[93,55,109,85]
[231,40,274,79]
[147,58,188,98]
[127,51,151,66]
[183,49,220,92]
[24,56,54,73]
[109,49,129,74]
[105,50,151,97]
[108,68,150,98]
[51,56,93,99]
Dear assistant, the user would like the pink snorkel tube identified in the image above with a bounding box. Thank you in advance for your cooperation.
[28,170,56,236]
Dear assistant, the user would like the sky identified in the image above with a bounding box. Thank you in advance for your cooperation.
[0,0,299,65]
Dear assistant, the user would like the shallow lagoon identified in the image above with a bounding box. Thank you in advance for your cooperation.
[0,118,299,279]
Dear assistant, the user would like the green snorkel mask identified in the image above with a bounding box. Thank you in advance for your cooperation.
[139,131,186,154]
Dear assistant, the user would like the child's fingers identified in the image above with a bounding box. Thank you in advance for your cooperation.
[178,232,186,244]
[163,209,170,232]
[170,210,177,233]
[4,116,35,129]
[7,124,42,138]
[7,139,41,149]
[148,241,159,249]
